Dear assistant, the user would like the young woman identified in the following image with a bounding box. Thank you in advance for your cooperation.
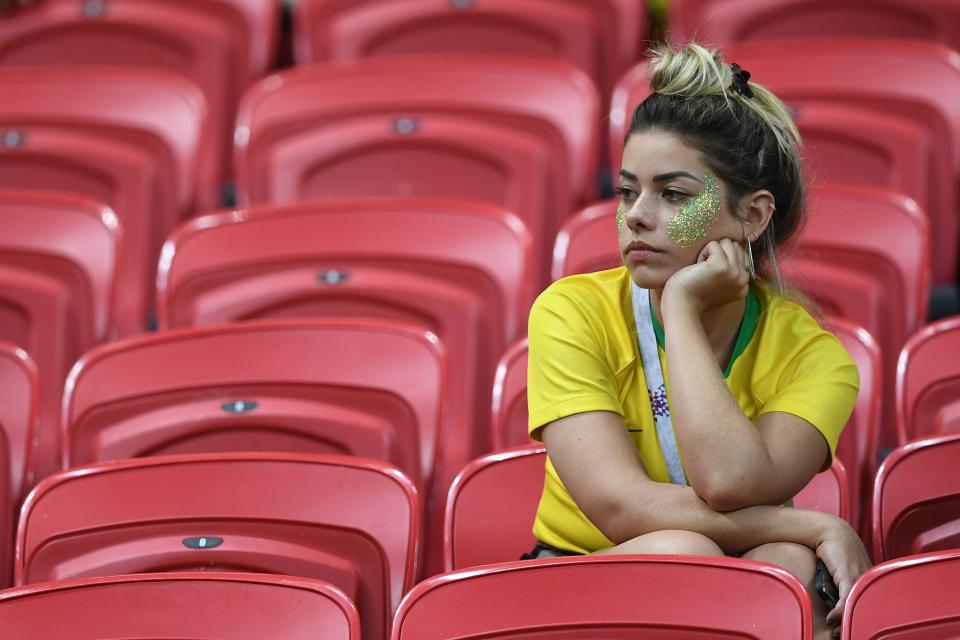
[526,44,871,638]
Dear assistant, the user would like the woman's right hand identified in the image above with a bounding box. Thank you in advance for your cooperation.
[814,516,872,630]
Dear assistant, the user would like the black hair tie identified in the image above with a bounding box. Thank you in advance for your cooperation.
[729,63,754,98]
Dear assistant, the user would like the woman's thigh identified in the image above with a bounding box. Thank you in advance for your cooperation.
[593,530,725,557]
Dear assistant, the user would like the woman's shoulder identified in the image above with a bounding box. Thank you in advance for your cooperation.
[755,284,856,369]
[534,267,630,310]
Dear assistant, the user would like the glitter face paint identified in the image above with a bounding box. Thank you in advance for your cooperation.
[616,200,626,229]
[666,171,723,248]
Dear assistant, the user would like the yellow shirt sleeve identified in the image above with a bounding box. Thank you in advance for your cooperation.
[757,331,860,464]
[527,284,623,440]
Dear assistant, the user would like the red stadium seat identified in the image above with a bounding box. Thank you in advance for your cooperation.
[490,338,530,450]
[234,56,599,278]
[16,452,417,640]
[0,572,359,640]
[796,103,932,213]
[610,39,960,285]
[829,318,882,538]
[896,316,960,444]
[0,0,279,206]
[668,0,960,52]
[0,343,37,588]
[393,555,812,639]
[551,198,621,280]
[292,0,636,100]
[784,186,930,451]
[872,433,960,561]
[0,191,120,485]
[0,67,207,334]
[446,446,850,572]
[842,549,960,640]
[63,319,445,490]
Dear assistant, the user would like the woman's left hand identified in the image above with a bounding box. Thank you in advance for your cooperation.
[662,238,752,316]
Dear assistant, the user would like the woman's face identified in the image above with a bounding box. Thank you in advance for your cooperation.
[617,128,746,288]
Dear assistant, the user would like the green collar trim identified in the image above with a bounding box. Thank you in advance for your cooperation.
[649,285,761,378]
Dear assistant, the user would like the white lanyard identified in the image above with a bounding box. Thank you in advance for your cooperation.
[631,284,688,486]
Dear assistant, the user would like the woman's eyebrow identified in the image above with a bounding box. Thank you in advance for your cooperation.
[652,170,703,184]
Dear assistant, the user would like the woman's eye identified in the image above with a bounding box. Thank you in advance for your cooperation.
[663,189,690,203]
[615,187,638,201]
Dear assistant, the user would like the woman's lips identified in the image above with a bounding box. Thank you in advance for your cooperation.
[624,242,663,262]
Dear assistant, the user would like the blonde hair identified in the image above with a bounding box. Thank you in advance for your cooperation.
[629,42,807,294]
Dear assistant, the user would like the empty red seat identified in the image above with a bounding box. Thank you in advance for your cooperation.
[0,0,279,207]
[871,433,960,561]
[896,316,960,444]
[668,0,960,52]
[292,0,642,100]
[490,337,530,450]
[0,343,37,588]
[63,319,445,490]
[0,191,120,485]
[446,445,850,572]
[795,103,933,215]
[830,318,882,538]
[16,452,417,640]
[393,555,812,639]
[0,572,359,639]
[0,67,207,333]
[611,39,960,285]
[550,198,621,280]
[234,56,599,278]
[842,549,960,640]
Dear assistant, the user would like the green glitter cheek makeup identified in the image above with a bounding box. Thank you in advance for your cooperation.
[666,171,723,248]
[616,201,626,230]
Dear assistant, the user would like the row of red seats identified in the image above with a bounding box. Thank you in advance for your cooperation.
[1,36,959,302]
[0,309,956,578]
[3,550,959,639]
[0,435,956,638]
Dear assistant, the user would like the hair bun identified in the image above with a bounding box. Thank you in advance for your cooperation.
[649,43,732,98]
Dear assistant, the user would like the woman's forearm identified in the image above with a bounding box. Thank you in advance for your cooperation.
[602,479,833,556]
[661,295,772,500]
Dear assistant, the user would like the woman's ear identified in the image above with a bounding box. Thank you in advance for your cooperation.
[738,190,776,241]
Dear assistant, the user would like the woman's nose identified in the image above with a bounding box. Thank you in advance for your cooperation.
[625,194,656,230]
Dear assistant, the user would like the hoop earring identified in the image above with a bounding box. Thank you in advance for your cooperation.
[746,235,756,278]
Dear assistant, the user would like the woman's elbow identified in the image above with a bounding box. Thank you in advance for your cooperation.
[695,475,758,513]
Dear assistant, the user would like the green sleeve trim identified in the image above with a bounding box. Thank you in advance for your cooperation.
[648,284,760,378]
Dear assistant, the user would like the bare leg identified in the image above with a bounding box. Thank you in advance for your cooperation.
[742,542,833,640]
[592,529,725,557]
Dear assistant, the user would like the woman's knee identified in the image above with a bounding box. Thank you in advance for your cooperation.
[742,542,817,585]
[597,530,725,557]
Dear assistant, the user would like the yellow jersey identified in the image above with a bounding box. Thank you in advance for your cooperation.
[527,267,859,553]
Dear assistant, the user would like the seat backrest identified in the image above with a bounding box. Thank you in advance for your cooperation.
[0,191,121,484]
[16,452,417,640]
[828,317,882,537]
[295,0,608,92]
[0,343,37,588]
[490,338,531,450]
[668,0,960,52]
[0,131,156,335]
[795,103,932,214]
[235,56,599,220]
[0,571,359,639]
[446,446,850,572]
[63,319,445,490]
[393,555,812,639]
[872,433,960,561]
[610,39,960,284]
[896,316,960,444]
[551,198,620,280]
[842,549,960,640]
